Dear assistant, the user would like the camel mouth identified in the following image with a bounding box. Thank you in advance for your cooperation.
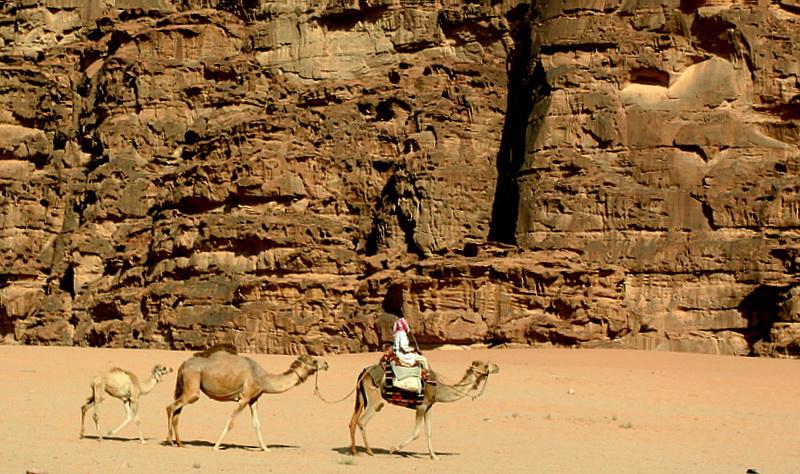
[318,362,330,371]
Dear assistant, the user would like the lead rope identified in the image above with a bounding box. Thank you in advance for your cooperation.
[313,370,367,404]
[471,371,491,400]
[434,368,492,401]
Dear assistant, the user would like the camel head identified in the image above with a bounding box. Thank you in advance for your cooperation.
[469,361,499,378]
[462,361,498,395]
[295,354,329,373]
[151,365,173,382]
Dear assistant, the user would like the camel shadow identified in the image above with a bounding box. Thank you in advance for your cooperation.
[332,446,458,459]
[79,435,148,444]
[159,439,298,451]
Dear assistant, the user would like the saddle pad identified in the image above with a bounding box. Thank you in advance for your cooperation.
[390,361,422,381]
[367,364,384,384]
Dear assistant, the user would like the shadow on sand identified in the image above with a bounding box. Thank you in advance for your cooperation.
[158,439,298,451]
[332,445,458,459]
[79,435,148,444]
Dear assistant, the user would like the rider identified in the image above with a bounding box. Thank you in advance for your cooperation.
[392,313,429,370]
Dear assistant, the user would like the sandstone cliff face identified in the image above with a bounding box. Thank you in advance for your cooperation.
[0,0,798,356]
[513,0,800,355]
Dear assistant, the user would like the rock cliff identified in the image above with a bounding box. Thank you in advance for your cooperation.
[1,0,799,356]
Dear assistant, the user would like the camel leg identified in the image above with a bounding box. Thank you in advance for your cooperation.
[85,384,105,441]
[80,398,95,438]
[390,406,425,455]
[423,409,438,460]
[108,400,133,437]
[248,400,270,452]
[92,396,104,442]
[357,396,383,456]
[167,394,198,447]
[348,388,365,456]
[165,405,179,446]
[167,375,201,447]
[167,394,198,446]
[213,399,249,451]
[351,382,383,456]
[132,401,145,444]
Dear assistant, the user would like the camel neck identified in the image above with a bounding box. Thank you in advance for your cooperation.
[139,376,160,395]
[435,371,482,403]
[257,369,306,394]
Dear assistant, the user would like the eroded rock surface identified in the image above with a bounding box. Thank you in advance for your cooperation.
[1,0,799,356]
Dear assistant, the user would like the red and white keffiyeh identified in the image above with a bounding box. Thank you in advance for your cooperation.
[392,317,410,334]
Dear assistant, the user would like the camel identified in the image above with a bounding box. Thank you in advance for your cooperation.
[80,364,173,443]
[166,344,329,451]
[349,359,499,460]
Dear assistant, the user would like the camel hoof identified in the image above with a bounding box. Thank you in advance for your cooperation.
[389,446,397,454]
[366,450,375,457]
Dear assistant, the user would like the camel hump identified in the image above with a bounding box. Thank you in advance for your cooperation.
[194,343,238,358]
[108,367,137,381]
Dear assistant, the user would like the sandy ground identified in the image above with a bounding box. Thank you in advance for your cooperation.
[1,345,799,474]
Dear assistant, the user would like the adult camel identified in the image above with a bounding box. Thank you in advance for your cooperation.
[349,359,499,460]
[166,344,328,451]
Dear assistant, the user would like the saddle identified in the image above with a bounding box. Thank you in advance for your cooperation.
[365,348,435,409]
[389,362,422,392]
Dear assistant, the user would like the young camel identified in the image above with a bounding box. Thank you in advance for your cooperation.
[166,345,329,451]
[80,364,173,443]
[349,360,499,460]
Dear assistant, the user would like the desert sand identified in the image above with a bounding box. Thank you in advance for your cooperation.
[1,344,799,473]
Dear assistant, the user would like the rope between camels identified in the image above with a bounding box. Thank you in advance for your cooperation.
[313,370,367,404]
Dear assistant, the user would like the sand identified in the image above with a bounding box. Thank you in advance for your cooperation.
[1,345,799,473]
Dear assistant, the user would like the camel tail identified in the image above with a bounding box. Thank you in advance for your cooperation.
[173,371,184,400]
[88,377,105,404]
[354,368,369,411]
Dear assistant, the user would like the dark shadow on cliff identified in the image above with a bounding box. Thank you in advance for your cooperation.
[364,173,426,258]
[488,3,548,245]
[737,284,792,352]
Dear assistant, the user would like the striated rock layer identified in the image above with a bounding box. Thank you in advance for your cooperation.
[0,0,799,356]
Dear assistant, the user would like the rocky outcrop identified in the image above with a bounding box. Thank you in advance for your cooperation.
[0,0,799,356]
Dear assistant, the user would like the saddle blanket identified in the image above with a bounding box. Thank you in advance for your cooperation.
[383,367,425,408]
[363,357,436,409]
